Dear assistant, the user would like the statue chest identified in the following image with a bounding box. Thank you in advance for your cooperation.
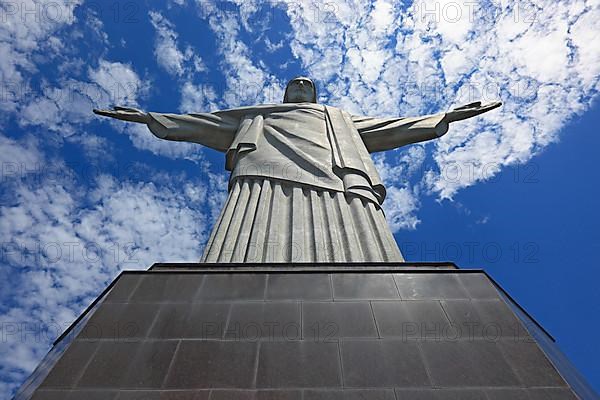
[228,106,344,192]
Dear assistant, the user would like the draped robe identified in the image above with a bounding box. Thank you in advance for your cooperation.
[146,103,449,263]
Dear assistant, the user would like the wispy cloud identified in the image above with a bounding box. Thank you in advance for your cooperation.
[19,59,145,135]
[149,10,206,77]
[197,0,285,106]
[0,0,84,112]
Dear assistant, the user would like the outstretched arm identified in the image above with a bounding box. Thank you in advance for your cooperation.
[93,106,239,152]
[354,101,502,153]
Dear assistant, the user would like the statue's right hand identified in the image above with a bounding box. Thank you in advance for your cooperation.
[93,106,150,124]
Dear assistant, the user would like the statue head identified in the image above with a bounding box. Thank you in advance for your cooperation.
[283,76,317,103]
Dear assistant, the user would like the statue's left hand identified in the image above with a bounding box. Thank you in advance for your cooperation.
[93,106,150,124]
[444,101,502,123]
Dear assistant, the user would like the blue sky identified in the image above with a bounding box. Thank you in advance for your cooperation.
[1,0,599,397]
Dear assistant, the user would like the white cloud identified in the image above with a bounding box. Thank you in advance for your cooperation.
[149,11,206,78]
[374,146,427,230]
[15,59,202,160]
[18,60,145,136]
[196,0,285,106]
[383,186,422,231]
[0,0,84,111]
[0,135,44,182]
[179,81,220,113]
[88,60,145,105]
[0,135,44,169]
[66,132,114,162]
[570,10,600,89]
[264,37,284,53]
[149,11,188,76]
[371,0,396,34]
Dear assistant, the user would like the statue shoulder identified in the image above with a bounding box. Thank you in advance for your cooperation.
[209,103,329,118]
[210,103,287,116]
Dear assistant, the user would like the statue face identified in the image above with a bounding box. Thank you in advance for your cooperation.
[284,78,316,103]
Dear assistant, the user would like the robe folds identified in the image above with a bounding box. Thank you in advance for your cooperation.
[147,103,448,262]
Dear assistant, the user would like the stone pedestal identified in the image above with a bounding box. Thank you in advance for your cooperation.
[14,263,595,399]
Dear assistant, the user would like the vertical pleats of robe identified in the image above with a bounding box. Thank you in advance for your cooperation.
[201,177,404,263]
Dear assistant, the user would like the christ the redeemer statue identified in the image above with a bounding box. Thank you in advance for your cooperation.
[94,77,501,263]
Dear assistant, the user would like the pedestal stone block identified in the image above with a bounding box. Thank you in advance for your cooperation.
[14,263,597,400]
